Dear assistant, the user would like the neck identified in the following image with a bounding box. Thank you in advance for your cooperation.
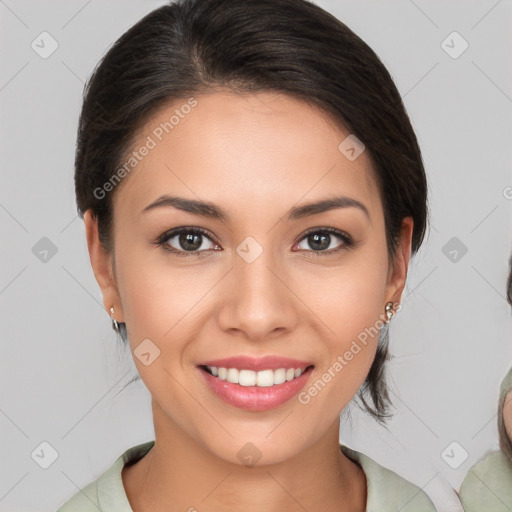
[122,401,367,512]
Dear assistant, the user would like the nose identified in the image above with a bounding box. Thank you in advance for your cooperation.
[216,245,299,342]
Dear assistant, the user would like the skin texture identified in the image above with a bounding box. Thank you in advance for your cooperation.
[84,90,413,511]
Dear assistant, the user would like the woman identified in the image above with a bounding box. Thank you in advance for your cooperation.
[57,0,437,509]
[459,256,512,510]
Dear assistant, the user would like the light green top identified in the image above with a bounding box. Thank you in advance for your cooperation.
[459,450,512,511]
[459,366,512,511]
[57,441,437,511]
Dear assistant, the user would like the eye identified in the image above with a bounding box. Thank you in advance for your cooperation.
[294,228,353,255]
[155,227,220,257]
[154,226,353,258]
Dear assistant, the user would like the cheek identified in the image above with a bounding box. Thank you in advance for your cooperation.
[114,245,219,347]
[294,257,389,410]
[312,252,389,346]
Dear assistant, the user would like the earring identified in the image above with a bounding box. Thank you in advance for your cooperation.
[384,302,394,324]
[110,306,119,333]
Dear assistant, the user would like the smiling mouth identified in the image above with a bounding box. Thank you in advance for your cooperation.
[199,364,315,387]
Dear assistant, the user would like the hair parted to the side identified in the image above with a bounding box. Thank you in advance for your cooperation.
[74,0,429,423]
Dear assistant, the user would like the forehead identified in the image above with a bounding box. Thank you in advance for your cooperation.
[113,90,381,221]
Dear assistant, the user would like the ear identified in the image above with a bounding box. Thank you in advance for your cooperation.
[385,217,414,309]
[83,209,125,323]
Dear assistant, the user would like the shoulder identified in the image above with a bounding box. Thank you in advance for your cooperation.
[56,441,155,512]
[56,475,107,512]
[459,449,512,511]
[341,445,437,512]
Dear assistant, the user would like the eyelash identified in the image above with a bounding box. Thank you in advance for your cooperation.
[154,226,354,258]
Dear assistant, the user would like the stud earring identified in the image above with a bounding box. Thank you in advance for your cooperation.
[110,306,119,333]
[384,302,395,324]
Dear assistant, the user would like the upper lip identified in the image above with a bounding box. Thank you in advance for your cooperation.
[199,355,314,371]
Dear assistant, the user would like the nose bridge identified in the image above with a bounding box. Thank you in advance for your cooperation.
[236,242,279,298]
[217,237,297,338]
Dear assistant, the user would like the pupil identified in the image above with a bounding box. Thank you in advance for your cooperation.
[309,233,329,251]
[180,233,201,251]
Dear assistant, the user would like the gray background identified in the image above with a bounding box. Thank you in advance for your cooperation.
[1,0,511,510]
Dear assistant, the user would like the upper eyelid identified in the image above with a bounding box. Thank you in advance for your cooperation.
[160,226,217,243]
[300,226,349,239]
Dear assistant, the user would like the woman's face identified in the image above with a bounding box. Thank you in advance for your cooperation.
[86,90,412,465]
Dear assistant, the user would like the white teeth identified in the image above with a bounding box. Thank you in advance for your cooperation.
[226,368,239,384]
[256,369,274,387]
[239,369,256,386]
[205,365,308,387]
[273,368,286,385]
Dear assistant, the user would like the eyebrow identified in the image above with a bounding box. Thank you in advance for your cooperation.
[141,194,370,222]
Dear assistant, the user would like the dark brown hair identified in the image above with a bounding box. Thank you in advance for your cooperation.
[74,0,429,422]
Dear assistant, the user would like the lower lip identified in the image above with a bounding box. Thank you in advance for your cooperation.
[198,366,314,411]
